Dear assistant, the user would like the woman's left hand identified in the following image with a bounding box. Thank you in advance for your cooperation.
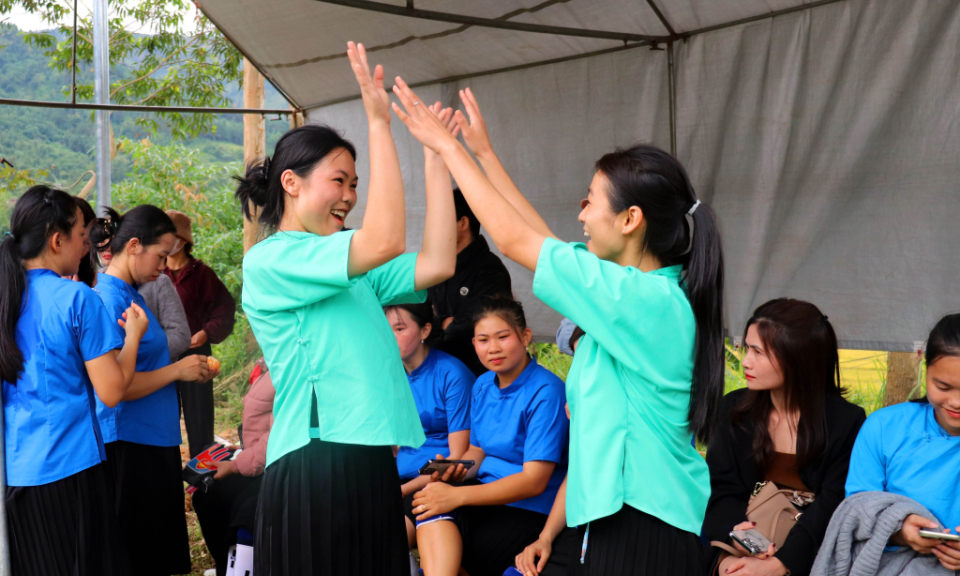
[392,77,460,154]
[190,329,208,349]
[209,460,236,480]
[423,103,459,160]
[932,528,960,571]
[412,482,463,521]
[723,556,788,576]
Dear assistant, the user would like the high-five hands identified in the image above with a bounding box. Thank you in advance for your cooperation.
[391,77,461,154]
[453,87,494,158]
[423,102,460,160]
[346,42,391,125]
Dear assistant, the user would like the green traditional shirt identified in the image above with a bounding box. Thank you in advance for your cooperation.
[532,237,709,534]
[242,230,427,466]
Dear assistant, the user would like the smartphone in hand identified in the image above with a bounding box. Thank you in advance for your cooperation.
[730,529,774,556]
[418,459,475,476]
[918,530,960,542]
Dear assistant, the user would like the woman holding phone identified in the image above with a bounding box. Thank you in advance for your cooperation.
[235,42,457,574]
[391,78,725,575]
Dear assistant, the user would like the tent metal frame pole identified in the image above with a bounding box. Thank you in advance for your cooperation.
[70,0,78,104]
[667,41,676,157]
[314,0,663,43]
[645,0,677,37]
[0,98,293,115]
[93,0,110,215]
[301,0,851,112]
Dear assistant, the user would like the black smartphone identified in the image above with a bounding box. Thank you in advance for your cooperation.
[418,459,475,476]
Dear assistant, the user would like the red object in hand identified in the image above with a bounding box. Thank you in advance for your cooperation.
[207,356,221,372]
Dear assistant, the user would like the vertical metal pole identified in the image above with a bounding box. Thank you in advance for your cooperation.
[667,40,677,158]
[93,0,111,214]
[71,0,78,105]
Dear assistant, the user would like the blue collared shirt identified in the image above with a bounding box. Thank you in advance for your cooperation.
[396,349,474,480]
[3,269,122,486]
[94,273,181,447]
[846,401,960,529]
[470,358,568,515]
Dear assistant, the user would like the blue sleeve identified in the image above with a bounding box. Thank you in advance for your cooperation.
[443,362,473,434]
[73,286,124,361]
[364,253,426,306]
[522,374,568,464]
[845,412,887,497]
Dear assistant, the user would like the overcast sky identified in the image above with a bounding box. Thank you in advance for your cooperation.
[2,3,200,34]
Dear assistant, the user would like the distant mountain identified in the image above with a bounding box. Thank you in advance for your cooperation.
[0,22,288,185]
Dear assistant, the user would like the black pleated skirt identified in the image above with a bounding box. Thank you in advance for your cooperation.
[577,505,704,576]
[254,439,409,576]
[5,461,130,576]
[105,441,191,575]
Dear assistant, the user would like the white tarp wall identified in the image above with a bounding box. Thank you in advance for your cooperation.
[203,0,960,349]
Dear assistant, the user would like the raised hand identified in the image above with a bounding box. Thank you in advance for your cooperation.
[119,302,149,340]
[346,41,391,125]
[424,102,459,160]
[454,87,494,157]
[391,77,460,154]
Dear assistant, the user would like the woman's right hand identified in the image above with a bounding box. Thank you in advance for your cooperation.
[730,521,776,559]
[892,514,944,554]
[346,41,391,125]
[119,302,149,340]
[454,87,494,158]
[516,535,553,576]
[424,103,459,161]
[176,355,211,383]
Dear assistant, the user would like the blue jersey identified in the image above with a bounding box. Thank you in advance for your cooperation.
[470,359,568,515]
[94,273,180,447]
[846,401,960,529]
[3,269,123,486]
[396,349,473,480]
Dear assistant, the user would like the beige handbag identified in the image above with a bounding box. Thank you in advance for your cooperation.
[710,481,815,569]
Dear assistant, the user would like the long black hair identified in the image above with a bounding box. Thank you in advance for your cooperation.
[383,302,443,347]
[926,313,960,368]
[1,186,79,384]
[89,205,177,257]
[730,298,844,471]
[74,196,98,287]
[234,125,357,231]
[594,144,725,444]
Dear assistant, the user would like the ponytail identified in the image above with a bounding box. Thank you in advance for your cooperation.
[1,186,79,384]
[90,205,176,257]
[595,145,725,444]
[234,124,357,231]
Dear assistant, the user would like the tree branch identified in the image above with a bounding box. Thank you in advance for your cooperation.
[109,37,196,97]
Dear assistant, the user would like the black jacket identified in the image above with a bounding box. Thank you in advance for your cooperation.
[702,388,866,576]
[428,235,512,376]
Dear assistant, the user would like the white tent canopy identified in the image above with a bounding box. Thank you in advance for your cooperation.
[200,0,960,349]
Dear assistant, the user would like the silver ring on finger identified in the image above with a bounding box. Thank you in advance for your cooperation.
[413,101,420,106]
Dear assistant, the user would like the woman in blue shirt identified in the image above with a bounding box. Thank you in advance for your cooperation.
[385,302,473,547]
[412,298,569,576]
[846,313,960,572]
[0,185,148,576]
[90,205,213,576]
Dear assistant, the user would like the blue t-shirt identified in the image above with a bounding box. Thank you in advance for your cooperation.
[470,358,568,515]
[846,401,960,529]
[3,269,123,486]
[94,273,181,447]
[396,349,473,480]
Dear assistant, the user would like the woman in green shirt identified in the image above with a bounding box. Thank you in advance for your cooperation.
[392,82,726,576]
[234,43,459,576]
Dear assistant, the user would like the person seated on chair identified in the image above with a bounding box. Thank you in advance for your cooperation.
[413,297,568,576]
[385,302,474,551]
[702,298,865,576]
[193,358,275,576]
[845,313,960,572]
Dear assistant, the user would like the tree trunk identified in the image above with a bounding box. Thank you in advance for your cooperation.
[884,351,921,406]
[242,58,266,255]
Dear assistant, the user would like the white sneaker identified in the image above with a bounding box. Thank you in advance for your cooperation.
[204,570,217,576]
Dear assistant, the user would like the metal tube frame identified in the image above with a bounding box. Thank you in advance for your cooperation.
[0,98,292,115]
[93,0,110,214]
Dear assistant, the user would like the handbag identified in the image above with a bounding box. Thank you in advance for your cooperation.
[710,481,815,568]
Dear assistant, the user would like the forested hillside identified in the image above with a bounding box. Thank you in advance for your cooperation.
[0,22,288,186]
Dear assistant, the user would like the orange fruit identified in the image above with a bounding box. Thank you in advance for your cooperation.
[207,357,221,372]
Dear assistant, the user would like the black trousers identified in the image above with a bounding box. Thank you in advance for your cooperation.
[193,474,262,576]
[179,344,215,458]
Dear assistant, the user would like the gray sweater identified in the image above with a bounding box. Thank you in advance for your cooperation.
[811,491,955,576]
[138,274,191,360]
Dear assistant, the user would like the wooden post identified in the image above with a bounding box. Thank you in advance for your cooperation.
[884,351,921,406]
[290,104,305,130]
[242,58,266,255]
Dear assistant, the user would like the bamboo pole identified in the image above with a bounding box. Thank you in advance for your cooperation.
[242,58,266,255]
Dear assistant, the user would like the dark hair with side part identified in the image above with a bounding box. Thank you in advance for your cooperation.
[1,186,79,384]
[234,125,357,231]
[730,298,845,471]
[89,205,177,257]
[473,296,528,336]
[453,188,480,239]
[384,302,443,347]
[926,313,960,368]
[594,144,725,444]
[74,196,98,287]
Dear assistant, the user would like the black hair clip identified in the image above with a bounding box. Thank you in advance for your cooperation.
[821,314,829,322]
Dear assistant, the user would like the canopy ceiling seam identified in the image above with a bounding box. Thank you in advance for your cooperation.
[300,0,851,111]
